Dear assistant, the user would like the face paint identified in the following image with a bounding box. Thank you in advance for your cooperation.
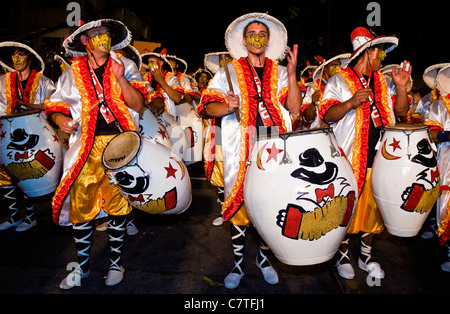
[148,61,159,71]
[328,64,340,77]
[245,33,268,49]
[12,55,27,68]
[377,50,386,62]
[89,33,112,51]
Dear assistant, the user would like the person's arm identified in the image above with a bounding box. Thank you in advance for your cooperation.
[392,60,412,117]
[285,44,302,115]
[204,91,239,118]
[323,88,372,123]
[111,59,144,112]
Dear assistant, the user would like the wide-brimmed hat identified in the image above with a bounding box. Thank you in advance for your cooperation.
[348,27,398,62]
[204,52,233,74]
[436,64,450,96]
[381,64,413,92]
[423,63,450,90]
[115,45,142,70]
[0,41,45,73]
[63,19,132,57]
[225,12,288,61]
[312,53,351,81]
[140,47,172,72]
[166,55,187,74]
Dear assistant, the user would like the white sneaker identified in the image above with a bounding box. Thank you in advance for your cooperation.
[0,220,22,231]
[105,266,125,286]
[224,272,244,289]
[16,220,37,232]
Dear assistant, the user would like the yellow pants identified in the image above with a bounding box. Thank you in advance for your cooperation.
[69,135,131,223]
[347,168,385,234]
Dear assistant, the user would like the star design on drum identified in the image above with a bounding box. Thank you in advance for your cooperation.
[158,127,168,140]
[0,131,6,139]
[165,162,177,179]
[52,134,60,143]
[266,142,284,162]
[389,138,401,151]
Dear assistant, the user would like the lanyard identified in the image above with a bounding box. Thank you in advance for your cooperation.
[246,58,275,127]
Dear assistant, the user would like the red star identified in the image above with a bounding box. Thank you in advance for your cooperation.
[389,138,401,152]
[52,134,60,143]
[164,162,177,179]
[0,131,6,140]
[158,127,168,140]
[266,142,284,162]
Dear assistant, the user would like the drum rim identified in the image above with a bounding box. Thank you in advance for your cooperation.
[102,130,142,171]
[256,127,334,141]
[0,109,42,120]
[383,123,428,131]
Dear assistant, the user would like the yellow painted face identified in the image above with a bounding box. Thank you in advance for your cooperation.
[90,33,112,51]
[328,64,340,77]
[377,49,386,62]
[245,33,268,50]
[12,55,27,68]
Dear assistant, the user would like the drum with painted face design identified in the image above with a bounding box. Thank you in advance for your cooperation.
[0,110,63,197]
[102,131,192,215]
[244,128,358,266]
[371,123,440,237]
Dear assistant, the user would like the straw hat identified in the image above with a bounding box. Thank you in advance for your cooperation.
[115,45,142,70]
[204,52,233,74]
[312,53,351,81]
[423,63,450,89]
[225,12,288,61]
[166,55,187,74]
[436,64,450,96]
[381,64,414,92]
[0,41,45,73]
[141,48,172,72]
[63,19,132,57]
[348,27,398,63]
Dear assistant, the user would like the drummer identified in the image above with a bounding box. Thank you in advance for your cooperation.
[424,64,450,272]
[44,19,147,289]
[319,27,411,280]
[166,54,195,105]
[0,40,55,232]
[198,12,302,289]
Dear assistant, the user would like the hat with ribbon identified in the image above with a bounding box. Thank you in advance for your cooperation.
[140,47,172,72]
[166,54,188,74]
[348,26,398,62]
[204,51,233,74]
[0,41,45,73]
[423,63,450,90]
[63,19,132,57]
[436,64,450,96]
[312,53,351,81]
[225,12,288,61]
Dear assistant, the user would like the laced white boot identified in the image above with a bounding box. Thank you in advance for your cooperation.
[256,242,278,284]
[224,225,246,289]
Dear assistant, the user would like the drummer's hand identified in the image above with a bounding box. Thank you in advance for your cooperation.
[392,60,412,89]
[349,88,372,109]
[15,100,44,111]
[150,66,165,85]
[111,55,125,80]
[53,113,79,134]
[286,44,298,77]
[226,91,240,115]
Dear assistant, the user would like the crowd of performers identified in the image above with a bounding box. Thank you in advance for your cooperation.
[0,12,449,290]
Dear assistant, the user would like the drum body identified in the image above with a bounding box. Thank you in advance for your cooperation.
[175,102,204,165]
[0,110,63,197]
[139,107,174,150]
[161,112,189,162]
[244,128,358,266]
[371,123,440,237]
[102,131,192,215]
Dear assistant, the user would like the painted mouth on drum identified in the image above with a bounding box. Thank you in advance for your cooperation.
[276,191,355,240]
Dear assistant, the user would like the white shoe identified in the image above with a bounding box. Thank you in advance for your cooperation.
[212,216,223,226]
[441,260,450,272]
[126,222,139,236]
[59,269,90,290]
[105,266,125,286]
[15,220,37,232]
[0,220,22,231]
[336,262,355,279]
[224,272,244,289]
[358,258,385,279]
[257,264,279,284]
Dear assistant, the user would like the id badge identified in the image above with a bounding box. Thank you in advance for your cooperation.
[100,103,115,124]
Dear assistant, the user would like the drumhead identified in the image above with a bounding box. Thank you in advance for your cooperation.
[256,127,334,141]
[102,131,141,170]
[383,123,428,131]
[0,109,42,120]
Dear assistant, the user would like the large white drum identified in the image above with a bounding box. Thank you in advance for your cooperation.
[244,128,358,266]
[102,131,192,215]
[371,123,440,237]
[175,102,204,165]
[0,110,63,197]
[139,107,174,150]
